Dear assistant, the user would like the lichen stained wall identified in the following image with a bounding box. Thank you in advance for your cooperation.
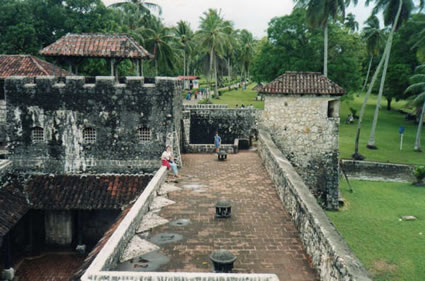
[5,76,183,174]
[260,94,340,209]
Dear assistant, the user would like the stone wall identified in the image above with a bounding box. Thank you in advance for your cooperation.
[185,144,235,153]
[5,76,183,174]
[341,159,415,183]
[260,95,340,209]
[183,108,256,150]
[45,210,73,246]
[257,131,372,281]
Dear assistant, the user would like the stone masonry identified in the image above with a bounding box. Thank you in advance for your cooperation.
[5,76,183,174]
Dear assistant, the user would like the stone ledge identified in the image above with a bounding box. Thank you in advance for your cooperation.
[258,131,372,281]
[186,144,235,154]
[85,272,279,281]
[81,166,167,279]
[341,159,415,183]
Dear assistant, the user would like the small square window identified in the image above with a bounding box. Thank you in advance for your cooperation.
[83,128,96,144]
[31,127,44,143]
[137,127,152,143]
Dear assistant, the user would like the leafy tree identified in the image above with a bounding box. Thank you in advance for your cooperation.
[405,64,425,151]
[237,29,255,82]
[251,9,363,91]
[294,0,357,77]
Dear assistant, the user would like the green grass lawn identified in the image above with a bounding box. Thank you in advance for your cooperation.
[339,94,425,165]
[210,83,264,109]
[327,180,425,281]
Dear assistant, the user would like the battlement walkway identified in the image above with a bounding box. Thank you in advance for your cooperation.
[153,151,318,280]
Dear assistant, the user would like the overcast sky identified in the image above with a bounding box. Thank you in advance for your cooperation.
[102,0,374,39]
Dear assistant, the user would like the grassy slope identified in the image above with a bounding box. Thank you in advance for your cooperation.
[339,94,424,165]
[211,83,264,109]
[327,180,425,281]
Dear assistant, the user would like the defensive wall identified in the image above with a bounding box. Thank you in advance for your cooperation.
[182,104,257,153]
[258,130,372,281]
[341,159,415,183]
[5,76,183,174]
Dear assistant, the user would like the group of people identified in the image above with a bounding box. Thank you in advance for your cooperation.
[161,132,222,178]
[185,88,208,101]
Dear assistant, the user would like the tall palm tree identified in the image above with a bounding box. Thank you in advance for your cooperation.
[344,13,359,32]
[238,29,255,82]
[196,9,231,97]
[361,15,386,92]
[366,0,414,149]
[405,64,425,151]
[174,21,194,76]
[294,0,357,76]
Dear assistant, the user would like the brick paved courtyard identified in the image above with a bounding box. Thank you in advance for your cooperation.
[15,252,85,281]
[152,152,318,280]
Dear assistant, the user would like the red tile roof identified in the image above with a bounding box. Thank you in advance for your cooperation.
[177,76,200,80]
[0,55,70,78]
[0,180,30,245]
[40,33,153,59]
[25,174,152,210]
[260,72,346,96]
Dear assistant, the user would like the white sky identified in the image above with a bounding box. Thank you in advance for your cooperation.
[102,0,374,39]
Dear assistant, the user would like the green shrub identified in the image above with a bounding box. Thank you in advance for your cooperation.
[199,98,212,104]
[414,166,425,185]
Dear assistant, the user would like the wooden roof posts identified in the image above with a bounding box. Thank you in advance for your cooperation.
[40,33,153,80]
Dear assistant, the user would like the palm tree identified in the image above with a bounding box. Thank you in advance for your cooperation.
[145,18,177,75]
[405,64,425,151]
[294,0,357,76]
[361,15,386,92]
[196,9,231,97]
[174,21,194,76]
[344,13,359,32]
[237,30,255,82]
[108,0,162,16]
[366,0,414,149]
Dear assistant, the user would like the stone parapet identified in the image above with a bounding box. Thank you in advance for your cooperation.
[81,166,167,279]
[83,272,279,281]
[258,131,372,281]
[341,159,415,183]
[186,144,235,154]
[183,104,228,109]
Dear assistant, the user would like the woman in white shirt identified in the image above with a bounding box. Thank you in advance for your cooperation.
[161,145,180,178]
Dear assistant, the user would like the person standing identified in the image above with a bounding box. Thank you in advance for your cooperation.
[214,132,222,153]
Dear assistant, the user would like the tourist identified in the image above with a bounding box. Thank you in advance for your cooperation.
[186,91,191,100]
[161,146,180,178]
[194,90,198,100]
[214,132,222,153]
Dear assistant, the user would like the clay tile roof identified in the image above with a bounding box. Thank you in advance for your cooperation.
[39,33,153,59]
[0,55,71,78]
[0,182,30,244]
[260,71,346,96]
[24,174,152,210]
[253,83,264,92]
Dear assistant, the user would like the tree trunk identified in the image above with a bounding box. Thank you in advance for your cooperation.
[414,100,425,151]
[183,51,186,77]
[362,56,373,92]
[214,53,218,98]
[367,0,401,149]
[387,98,392,111]
[353,36,391,159]
[324,24,328,77]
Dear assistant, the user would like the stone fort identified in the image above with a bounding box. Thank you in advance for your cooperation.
[0,35,372,281]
